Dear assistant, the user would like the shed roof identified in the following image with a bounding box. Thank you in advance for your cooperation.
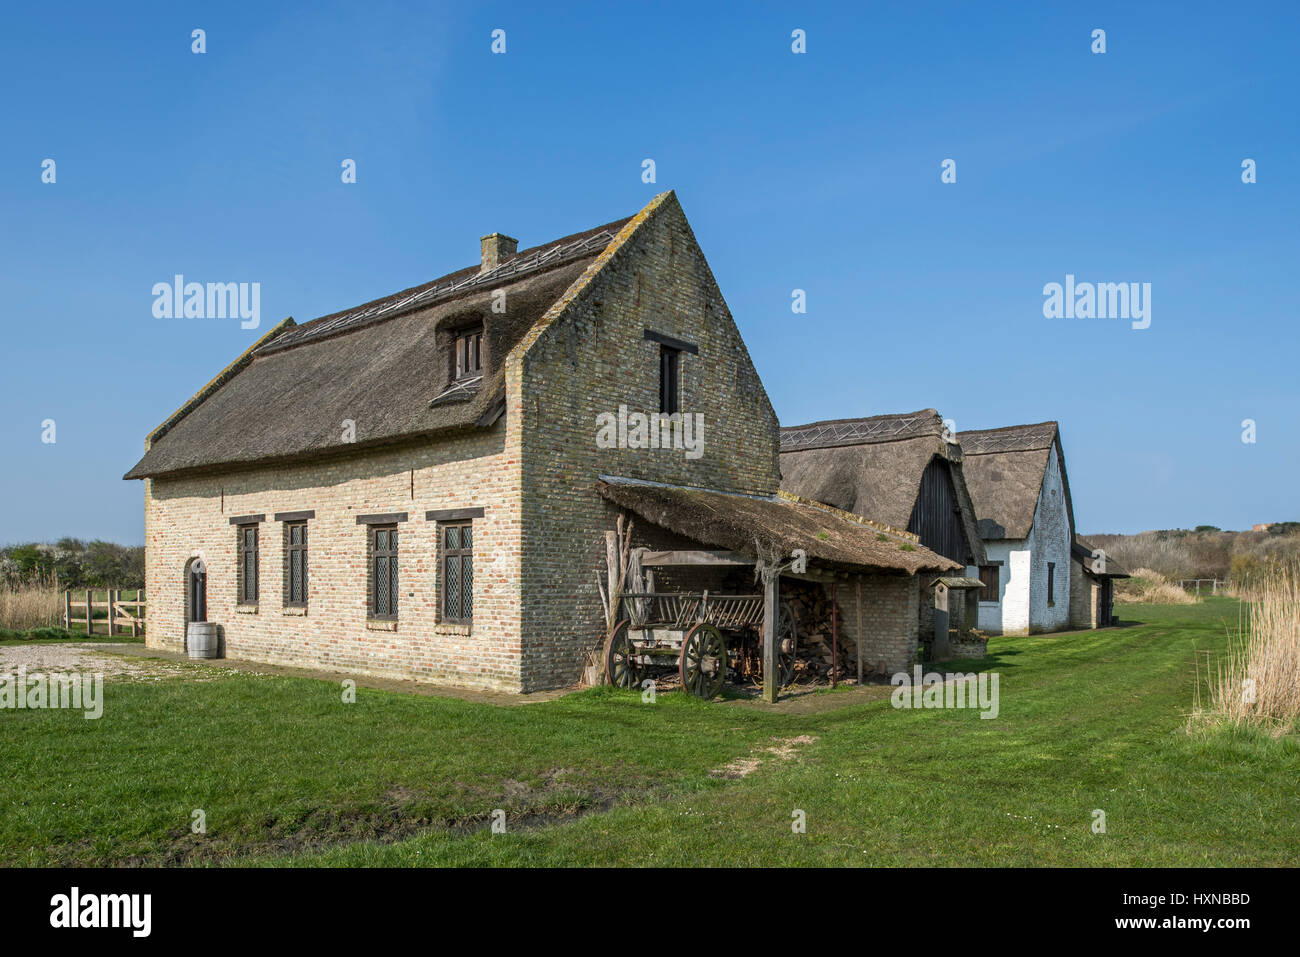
[779,409,984,564]
[597,476,960,576]
[124,213,634,480]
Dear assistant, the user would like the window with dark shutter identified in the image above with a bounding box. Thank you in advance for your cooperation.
[237,525,259,604]
[455,329,483,379]
[442,521,473,624]
[659,345,680,414]
[978,564,999,602]
[370,526,399,619]
[1047,562,1056,604]
[286,522,308,606]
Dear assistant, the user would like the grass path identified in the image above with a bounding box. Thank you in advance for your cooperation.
[1,599,1295,866]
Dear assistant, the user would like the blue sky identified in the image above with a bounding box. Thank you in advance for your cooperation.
[2,1,1296,543]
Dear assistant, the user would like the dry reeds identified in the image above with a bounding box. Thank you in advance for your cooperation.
[1193,564,1300,735]
[0,571,62,631]
[1117,567,1200,605]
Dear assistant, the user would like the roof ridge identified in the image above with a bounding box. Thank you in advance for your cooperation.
[958,420,1059,454]
[780,409,944,452]
[257,216,632,356]
[957,420,1058,438]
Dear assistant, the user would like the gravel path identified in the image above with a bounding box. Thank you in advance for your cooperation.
[0,643,202,680]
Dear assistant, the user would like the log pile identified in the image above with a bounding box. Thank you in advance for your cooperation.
[782,582,861,681]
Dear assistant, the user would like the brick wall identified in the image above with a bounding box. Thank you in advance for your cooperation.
[830,573,919,675]
[1027,443,1071,633]
[144,426,526,691]
[1069,558,1099,628]
[510,192,781,691]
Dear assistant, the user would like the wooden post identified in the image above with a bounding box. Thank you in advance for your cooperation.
[855,579,863,683]
[830,582,838,689]
[85,589,93,636]
[605,532,619,609]
[63,590,71,630]
[133,591,141,637]
[106,590,116,637]
[762,563,779,704]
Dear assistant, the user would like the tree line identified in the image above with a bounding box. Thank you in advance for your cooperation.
[0,539,145,590]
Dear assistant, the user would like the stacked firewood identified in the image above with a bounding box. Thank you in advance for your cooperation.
[782,583,861,681]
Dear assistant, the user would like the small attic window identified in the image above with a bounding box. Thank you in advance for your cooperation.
[454,328,483,380]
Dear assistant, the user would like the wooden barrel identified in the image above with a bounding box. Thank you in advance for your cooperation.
[186,621,220,659]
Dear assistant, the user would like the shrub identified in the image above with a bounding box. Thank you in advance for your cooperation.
[24,626,74,641]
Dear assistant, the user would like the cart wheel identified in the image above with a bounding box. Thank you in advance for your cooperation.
[604,619,640,689]
[777,601,798,686]
[680,622,727,700]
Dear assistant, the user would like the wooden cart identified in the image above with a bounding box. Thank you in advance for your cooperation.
[604,591,798,699]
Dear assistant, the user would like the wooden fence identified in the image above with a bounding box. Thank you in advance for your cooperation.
[1179,579,1224,596]
[63,590,146,637]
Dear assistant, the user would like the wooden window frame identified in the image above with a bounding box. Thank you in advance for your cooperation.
[440,520,474,625]
[285,521,309,608]
[369,525,399,621]
[454,327,484,380]
[978,564,1000,603]
[237,523,259,605]
[659,345,681,415]
[1047,561,1056,606]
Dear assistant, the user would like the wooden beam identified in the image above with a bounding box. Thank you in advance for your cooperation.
[638,549,750,567]
[85,589,93,637]
[831,582,839,689]
[762,564,779,703]
[855,579,863,683]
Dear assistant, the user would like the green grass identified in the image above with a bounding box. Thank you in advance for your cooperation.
[0,626,143,644]
[1,598,1294,866]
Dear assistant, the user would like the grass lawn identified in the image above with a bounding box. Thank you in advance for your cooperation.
[1,598,1295,866]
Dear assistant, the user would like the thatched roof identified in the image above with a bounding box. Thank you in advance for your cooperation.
[124,216,631,480]
[597,476,960,576]
[1072,538,1130,578]
[932,576,985,589]
[779,409,984,564]
[958,422,1074,541]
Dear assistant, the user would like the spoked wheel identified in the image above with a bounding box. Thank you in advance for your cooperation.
[777,601,798,686]
[680,622,727,700]
[604,619,640,689]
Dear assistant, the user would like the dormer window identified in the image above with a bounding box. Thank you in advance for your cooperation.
[455,328,483,380]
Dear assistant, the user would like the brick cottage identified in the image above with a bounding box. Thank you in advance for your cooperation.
[126,192,958,692]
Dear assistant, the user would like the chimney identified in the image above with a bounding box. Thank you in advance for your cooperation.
[480,232,518,273]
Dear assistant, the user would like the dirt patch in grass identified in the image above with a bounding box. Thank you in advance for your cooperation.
[72,769,668,866]
[710,734,818,779]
